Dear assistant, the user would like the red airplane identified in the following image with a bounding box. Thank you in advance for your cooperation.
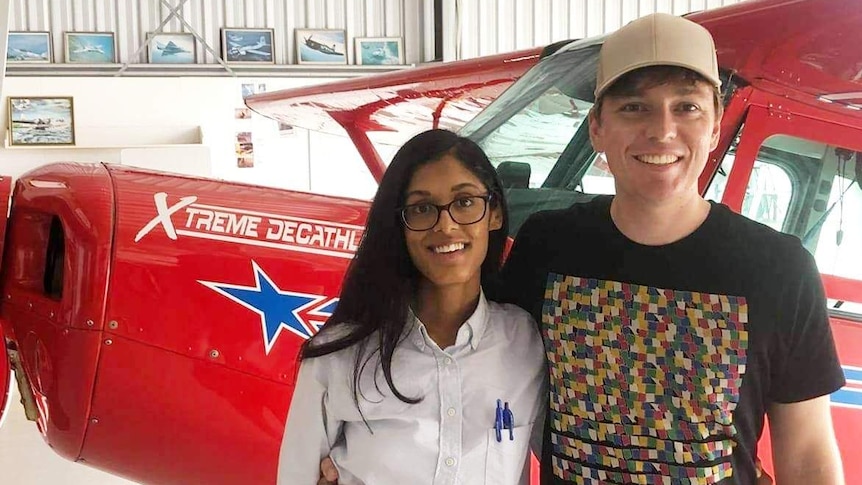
[1,0,861,483]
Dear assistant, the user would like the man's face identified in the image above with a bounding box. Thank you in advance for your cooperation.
[589,79,721,206]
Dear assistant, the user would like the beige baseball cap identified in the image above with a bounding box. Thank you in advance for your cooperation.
[595,13,721,98]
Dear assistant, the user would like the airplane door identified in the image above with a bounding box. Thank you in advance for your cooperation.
[705,100,862,481]
[0,175,12,428]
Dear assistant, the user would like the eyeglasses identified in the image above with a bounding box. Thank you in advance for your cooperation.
[399,194,492,231]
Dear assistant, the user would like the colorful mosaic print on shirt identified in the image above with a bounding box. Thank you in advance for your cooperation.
[543,274,749,484]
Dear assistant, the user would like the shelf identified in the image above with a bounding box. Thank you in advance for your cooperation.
[4,63,414,78]
[4,125,202,149]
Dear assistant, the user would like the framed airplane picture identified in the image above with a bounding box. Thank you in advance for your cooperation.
[7,96,75,146]
[295,29,347,65]
[355,37,404,65]
[6,32,52,63]
[147,33,196,64]
[222,28,274,63]
[64,32,116,63]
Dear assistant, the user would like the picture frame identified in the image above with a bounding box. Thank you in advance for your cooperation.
[222,28,275,63]
[6,32,52,63]
[147,33,196,64]
[295,29,347,65]
[64,32,116,63]
[7,96,75,146]
[355,37,404,66]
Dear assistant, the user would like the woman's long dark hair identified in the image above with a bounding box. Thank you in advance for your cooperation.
[300,128,509,407]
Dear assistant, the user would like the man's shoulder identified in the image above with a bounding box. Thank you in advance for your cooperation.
[712,202,806,256]
[520,195,608,233]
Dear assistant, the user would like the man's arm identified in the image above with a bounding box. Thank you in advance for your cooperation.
[767,395,844,485]
[278,359,339,485]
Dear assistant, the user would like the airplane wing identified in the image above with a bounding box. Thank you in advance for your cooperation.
[246,48,541,179]
[247,47,541,141]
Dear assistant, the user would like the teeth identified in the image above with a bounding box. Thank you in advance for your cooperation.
[636,154,679,165]
[433,243,465,254]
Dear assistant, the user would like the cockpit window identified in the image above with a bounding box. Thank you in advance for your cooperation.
[462,43,599,189]
[460,44,602,234]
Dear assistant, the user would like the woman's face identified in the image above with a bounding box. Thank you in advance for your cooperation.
[401,155,502,291]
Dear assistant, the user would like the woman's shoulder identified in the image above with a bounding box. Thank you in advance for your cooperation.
[485,300,542,344]
[487,299,532,320]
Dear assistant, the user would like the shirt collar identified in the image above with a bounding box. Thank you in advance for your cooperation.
[408,290,490,352]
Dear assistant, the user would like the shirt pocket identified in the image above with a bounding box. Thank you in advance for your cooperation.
[483,423,532,485]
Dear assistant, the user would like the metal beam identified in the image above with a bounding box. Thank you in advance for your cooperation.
[156,0,235,76]
[116,0,193,76]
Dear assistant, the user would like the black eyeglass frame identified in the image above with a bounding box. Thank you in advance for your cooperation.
[398,194,493,231]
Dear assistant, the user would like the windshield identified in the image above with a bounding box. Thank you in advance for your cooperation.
[460,41,603,234]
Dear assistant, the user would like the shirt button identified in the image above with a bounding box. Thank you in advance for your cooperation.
[447,407,456,417]
[445,457,456,467]
[444,357,452,365]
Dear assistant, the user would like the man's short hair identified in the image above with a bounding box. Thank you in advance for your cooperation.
[592,65,723,120]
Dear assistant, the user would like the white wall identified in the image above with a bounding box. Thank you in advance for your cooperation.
[1,75,381,200]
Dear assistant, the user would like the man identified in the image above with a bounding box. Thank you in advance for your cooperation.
[496,12,844,485]
[316,12,844,485]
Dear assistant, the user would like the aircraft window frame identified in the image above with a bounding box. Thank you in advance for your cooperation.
[719,119,862,316]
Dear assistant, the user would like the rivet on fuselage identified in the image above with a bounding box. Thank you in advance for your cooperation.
[108,320,118,329]
[209,349,220,359]
[87,320,94,327]
[104,339,113,346]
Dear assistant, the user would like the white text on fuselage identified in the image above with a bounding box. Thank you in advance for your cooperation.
[136,192,363,259]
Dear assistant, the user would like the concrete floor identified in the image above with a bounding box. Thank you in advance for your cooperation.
[0,383,137,484]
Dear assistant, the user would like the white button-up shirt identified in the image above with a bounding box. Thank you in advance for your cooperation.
[278,292,546,485]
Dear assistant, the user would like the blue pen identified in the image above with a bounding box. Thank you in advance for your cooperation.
[494,399,503,442]
[503,402,514,440]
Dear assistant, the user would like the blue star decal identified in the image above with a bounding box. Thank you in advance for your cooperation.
[199,261,328,354]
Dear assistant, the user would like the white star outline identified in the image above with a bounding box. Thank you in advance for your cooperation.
[198,260,335,354]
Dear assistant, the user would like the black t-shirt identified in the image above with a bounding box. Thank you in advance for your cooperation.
[497,196,845,484]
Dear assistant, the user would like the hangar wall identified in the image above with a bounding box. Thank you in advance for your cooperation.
[443,0,743,60]
[8,0,431,65]
[7,0,745,66]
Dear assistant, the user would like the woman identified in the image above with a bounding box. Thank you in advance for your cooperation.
[278,129,545,484]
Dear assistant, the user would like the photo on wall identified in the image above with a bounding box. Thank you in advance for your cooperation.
[236,131,254,168]
[222,28,274,63]
[6,32,51,63]
[355,37,403,65]
[65,32,116,63]
[147,33,196,64]
[7,96,75,146]
[295,29,347,65]
[241,83,255,99]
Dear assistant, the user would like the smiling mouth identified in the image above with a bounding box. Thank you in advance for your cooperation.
[635,154,681,165]
[431,242,466,254]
